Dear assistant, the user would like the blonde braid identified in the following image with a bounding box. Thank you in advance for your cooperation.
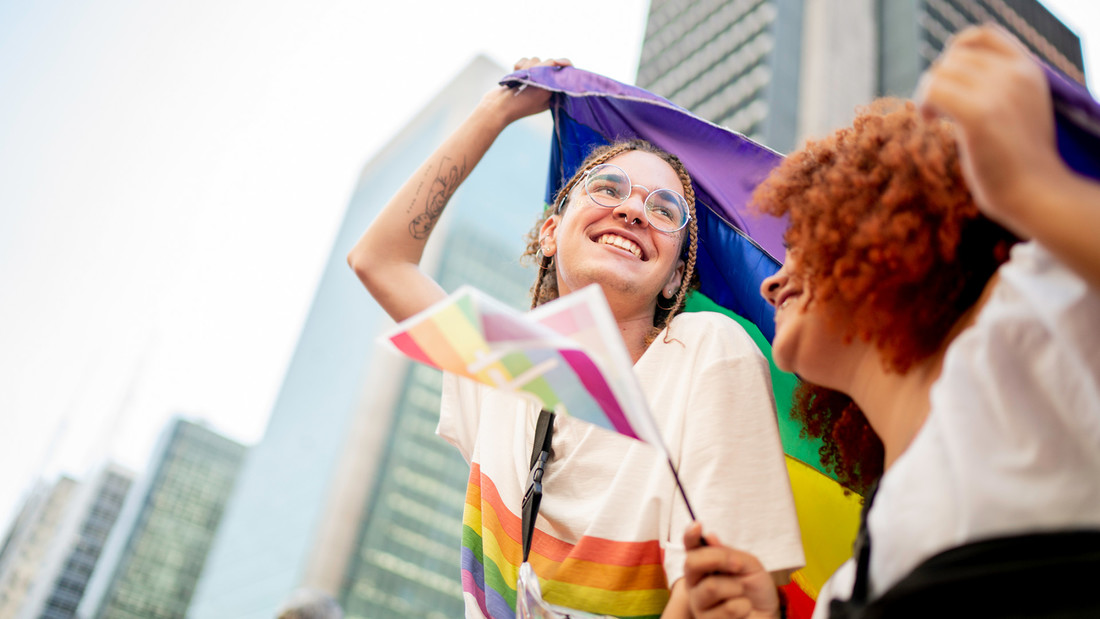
[649,162,699,346]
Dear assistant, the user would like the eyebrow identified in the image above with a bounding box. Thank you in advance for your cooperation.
[590,171,627,183]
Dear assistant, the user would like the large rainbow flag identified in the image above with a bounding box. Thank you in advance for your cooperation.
[499,61,1100,618]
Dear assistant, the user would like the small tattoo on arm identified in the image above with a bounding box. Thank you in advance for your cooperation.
[409,156,466,239]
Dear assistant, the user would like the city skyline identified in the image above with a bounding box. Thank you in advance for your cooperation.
[0,0,648,541]
[0,0,1096,545]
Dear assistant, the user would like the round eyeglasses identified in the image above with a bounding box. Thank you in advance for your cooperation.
[577,163,692,233]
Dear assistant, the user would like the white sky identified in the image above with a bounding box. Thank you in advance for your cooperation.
[0,0,1095,535]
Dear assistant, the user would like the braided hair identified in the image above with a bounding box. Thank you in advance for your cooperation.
[522,140,700,346]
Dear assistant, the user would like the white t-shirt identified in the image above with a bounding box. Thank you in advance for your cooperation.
[813,242,1100,617]
[439,311,804,619]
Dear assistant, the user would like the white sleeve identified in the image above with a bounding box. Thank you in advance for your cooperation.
[995,243,1100,438]
[662,316,805,584]
[437,372,483,464]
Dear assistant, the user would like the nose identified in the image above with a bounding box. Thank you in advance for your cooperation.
[760,263,789,306]
[611,186,649,227]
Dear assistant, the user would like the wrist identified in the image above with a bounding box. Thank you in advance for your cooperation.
[995,159,1076,239]
[472,88,523,132]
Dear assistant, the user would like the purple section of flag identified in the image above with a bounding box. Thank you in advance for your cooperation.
[502,65,788,262]
[559,349,637,440]
[501,65,787,342]
[482,306,542,343]
[1042,64,1100,182]
[502,64,1100,344]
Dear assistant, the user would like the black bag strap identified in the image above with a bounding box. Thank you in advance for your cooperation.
[831,528,1100,618]
[522,409,555,563]
[829,474,1100,619]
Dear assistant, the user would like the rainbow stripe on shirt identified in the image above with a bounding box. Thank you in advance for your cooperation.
[460,463,670,619]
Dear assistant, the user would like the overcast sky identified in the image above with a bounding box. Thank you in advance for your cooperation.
[0,0,1094,536]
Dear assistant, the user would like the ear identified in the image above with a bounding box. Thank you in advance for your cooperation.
[538,215,560,257]
[664,258,685,297]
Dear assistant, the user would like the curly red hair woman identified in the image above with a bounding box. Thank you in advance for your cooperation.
[682,26,1100,619]
[754,99,1016,493]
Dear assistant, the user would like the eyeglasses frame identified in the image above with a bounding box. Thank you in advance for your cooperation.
[555,162,692,234]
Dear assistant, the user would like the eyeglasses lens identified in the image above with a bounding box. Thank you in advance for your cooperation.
[646,190,687,232]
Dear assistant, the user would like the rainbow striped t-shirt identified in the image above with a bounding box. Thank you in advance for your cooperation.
[439,312,805,618]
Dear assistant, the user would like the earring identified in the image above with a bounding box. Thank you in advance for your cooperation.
[656,294,676,311]
[535,237,554,270]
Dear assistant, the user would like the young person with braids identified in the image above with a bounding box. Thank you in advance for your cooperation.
[348,57,802,619]
[681,27,1100,619]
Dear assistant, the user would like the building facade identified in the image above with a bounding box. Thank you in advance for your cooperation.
[637,0,1084,153]
[638,0,806,152]
[0,476,78,617]
[338,219,535,618]
[77,418,246,619]
[15,464,133,619]
[188,55,549,619]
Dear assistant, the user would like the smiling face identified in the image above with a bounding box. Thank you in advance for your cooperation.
[759,251,868,392]
[540,150,687,312]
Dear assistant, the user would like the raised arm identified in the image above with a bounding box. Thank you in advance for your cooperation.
[348,57,570,321]
[917,26,1100,290]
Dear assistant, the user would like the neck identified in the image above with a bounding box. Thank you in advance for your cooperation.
[847,276,997,471]
[617,314,657,364]
[846,352,942,471]
[604,293,658,364]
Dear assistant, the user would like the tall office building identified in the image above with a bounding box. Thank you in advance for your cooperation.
[0,476,78,617]
[637,0,1084,153]
[338,220,534,618]
[16,464,133,619]
[189,55,550,619]
[77,418,246,619]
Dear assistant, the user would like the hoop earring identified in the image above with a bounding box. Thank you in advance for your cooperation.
[656,294,676,311]
[535,247,554,271]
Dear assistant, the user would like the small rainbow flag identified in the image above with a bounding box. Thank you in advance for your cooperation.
[382,284,667,453]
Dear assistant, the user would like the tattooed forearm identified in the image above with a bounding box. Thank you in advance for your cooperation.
[409,156,467,239]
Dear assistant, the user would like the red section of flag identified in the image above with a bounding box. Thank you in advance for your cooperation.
[781,581,816,619]
[390,331,434,367]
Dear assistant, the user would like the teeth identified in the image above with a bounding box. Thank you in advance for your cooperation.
[597,234,642,259]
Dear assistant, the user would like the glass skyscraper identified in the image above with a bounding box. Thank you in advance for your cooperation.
[339,220,535,618]
[637,0,1083,154]
[638,0,806,151]
[77,418,246,619]
[15,464,133,619]
[189,55,549,619]
[0,476,78,617]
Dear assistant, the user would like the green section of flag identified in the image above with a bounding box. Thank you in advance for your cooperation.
[684,292,829,479]
[457,291,478,325]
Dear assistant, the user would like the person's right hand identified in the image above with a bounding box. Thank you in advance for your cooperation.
[682,523,780,619]
[480,57,572,126]
[915,25,1064,236]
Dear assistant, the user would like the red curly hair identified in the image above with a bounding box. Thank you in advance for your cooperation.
[754,100,1017,492]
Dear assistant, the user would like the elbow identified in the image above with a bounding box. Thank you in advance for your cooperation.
[347,248,376,291]
[348,244,396,303]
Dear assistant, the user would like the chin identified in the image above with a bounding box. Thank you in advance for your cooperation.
[774,356,796,375]
[770,340,794,374]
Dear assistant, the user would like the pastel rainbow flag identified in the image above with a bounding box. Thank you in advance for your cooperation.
[382,284,668,455]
